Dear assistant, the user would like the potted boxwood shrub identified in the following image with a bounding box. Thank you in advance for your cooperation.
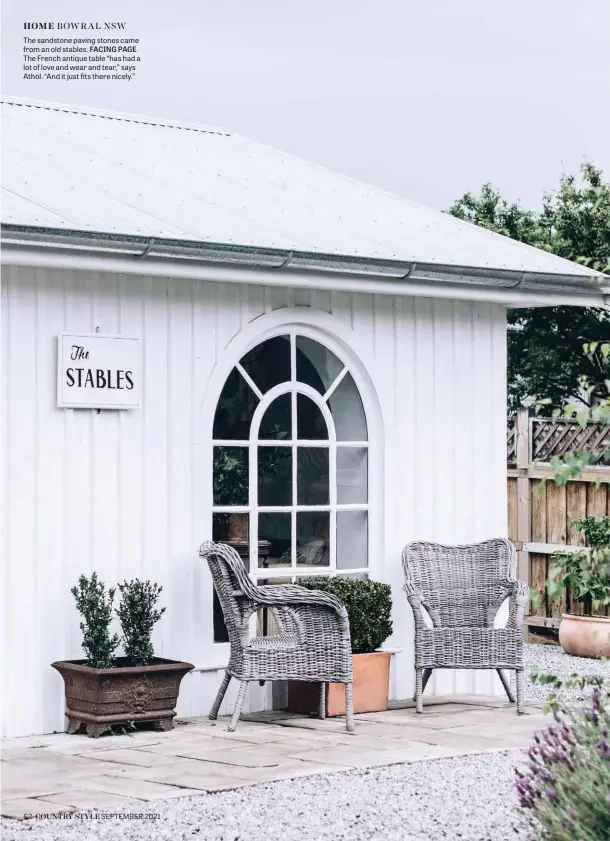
[548,516,610,659]
[52,574,193,737]
[286,576,393,716]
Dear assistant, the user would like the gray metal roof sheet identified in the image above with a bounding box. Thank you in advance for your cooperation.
[0,96,600,279]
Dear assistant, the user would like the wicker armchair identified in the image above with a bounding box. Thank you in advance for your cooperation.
[199,541,354,732]
[402,538,528,714]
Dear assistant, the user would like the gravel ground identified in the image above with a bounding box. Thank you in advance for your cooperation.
[523,641,609,703]
[3,643,606,841]
[2,751,531,841]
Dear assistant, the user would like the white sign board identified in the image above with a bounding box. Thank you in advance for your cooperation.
[57,333,140,409]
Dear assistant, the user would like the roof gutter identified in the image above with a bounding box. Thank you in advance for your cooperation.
[2,226,608,307]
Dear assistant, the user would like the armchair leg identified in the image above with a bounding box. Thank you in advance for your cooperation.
[228,680,249,732]
[413,668,432,703]
[415,668,424,714]
[496,669,516,704]
[422,668,432,695]
[516,669,525,715]
[345,682,354,732]
[319,683,326,720]
[209,670,231,721]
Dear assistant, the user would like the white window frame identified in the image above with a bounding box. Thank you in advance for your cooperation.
[212,329,370,581]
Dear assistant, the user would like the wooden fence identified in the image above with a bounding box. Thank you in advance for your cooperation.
[507,408,610,635]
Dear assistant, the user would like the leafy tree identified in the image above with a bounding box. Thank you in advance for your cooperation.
[450,164,610,412]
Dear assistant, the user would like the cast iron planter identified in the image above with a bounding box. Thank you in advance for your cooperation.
[51,657,194,737]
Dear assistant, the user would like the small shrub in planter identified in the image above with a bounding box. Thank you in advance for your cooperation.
[71,573,120,669]
[52,574,193,737]
[287,576,393,716]
[116,579,166,666]
[516,674,610,841]
[548,516,610,659]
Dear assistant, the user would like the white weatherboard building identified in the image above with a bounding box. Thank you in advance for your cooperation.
[1,96,606,739]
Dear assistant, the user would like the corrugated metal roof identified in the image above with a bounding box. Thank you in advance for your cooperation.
[0,96,600,279]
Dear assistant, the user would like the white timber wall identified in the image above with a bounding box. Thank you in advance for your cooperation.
[0,264,508,738]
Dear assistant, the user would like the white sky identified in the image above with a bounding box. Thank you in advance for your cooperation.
[2,0,609,210]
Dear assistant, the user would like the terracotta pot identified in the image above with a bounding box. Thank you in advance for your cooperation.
[558,614,610,659]
[287,651,391,717]
[228,513,249,541]
[51,657,194,737]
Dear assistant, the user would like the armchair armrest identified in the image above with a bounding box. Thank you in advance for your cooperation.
[254,584,351,650]
[403,586,435,631]
[254,584,346,615]
[506,580,529,629]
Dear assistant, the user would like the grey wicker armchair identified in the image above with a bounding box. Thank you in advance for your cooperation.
[402,538,528,714]
[199,541,354,732]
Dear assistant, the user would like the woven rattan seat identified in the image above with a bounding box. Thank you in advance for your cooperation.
[402,538,527,714]
[200,541,354,732]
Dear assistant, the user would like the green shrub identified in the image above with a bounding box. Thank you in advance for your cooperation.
[116,579,166,666]
[548,546,610,615]
[516,677,610,841]
[573,515,610,548]
[71,573,120,669]
[299,576,392,654]
[547,513,610,615]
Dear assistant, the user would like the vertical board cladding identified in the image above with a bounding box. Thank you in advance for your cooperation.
[0,265,508,737]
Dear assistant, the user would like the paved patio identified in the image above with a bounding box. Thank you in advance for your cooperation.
[1,697,548,820]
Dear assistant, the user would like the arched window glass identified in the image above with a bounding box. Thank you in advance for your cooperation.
[212,332,369,640]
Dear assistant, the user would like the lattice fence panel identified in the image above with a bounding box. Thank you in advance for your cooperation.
[531,419,610,464]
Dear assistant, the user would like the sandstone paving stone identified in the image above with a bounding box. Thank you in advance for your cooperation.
[284,741,463,769]
[39,735,164,754]
[211,759,355,785]
[72,748,184,768]
[1,783,76,802]
[104,760,263,792]
[1,798,76,819]
[3,754,106,773]
[99,756,275,782]
[129,736,256,755]
[75,774,205,801]
[400,726,516,751]
[171,744,307,767]
[40,790,142,811]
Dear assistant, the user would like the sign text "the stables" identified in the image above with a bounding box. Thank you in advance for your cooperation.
[57,333,140,409]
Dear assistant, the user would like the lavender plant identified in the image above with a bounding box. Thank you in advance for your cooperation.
[516,674,610,840]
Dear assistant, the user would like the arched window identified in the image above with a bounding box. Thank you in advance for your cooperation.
[212,332,369,640]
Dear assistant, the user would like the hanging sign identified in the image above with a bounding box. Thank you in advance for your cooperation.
[57,333,140,409]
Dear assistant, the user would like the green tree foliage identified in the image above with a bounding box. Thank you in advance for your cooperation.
[450,164,610,412]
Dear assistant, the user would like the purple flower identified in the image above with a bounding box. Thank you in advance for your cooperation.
[545,789,557,801]
[595,737,610,759]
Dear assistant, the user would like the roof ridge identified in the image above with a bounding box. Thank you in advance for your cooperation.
[0,95,231,137]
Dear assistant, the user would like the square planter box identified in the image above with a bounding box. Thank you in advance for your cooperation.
[287,651,391,716]
[52,657,194,737]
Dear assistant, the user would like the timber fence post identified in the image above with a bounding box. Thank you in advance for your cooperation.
[515,407,531,602]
